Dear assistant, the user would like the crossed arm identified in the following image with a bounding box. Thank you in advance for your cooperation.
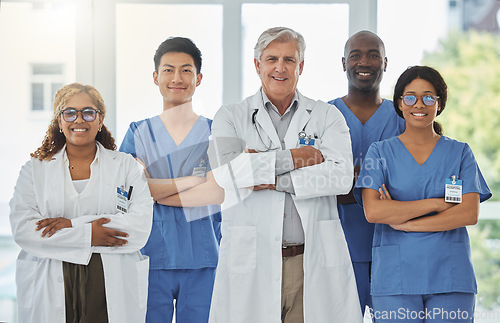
[362,185,480,232]
[246,145,325,191]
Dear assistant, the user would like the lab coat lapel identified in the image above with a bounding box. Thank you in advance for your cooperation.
[284,93,311,149]
[252,102,281,150]
[96,143,120,214]
[46,148,67,217]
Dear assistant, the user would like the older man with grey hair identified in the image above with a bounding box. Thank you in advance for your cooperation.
[208,27,362,323]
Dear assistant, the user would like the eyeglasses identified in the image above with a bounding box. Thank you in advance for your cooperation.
[60,108,101,122]
[401,94,439,107]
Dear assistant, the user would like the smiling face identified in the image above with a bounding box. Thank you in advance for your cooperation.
[58,92,103,150]
[343,32,387,93]
[398,78,440,130]
[153,52,202,110]
[254,39,304,108]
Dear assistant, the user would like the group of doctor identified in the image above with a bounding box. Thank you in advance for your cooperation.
[9,25,491,323]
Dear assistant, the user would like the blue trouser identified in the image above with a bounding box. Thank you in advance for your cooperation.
[146,268,216,323]
[370,293,475,322]
[352,261,372,316]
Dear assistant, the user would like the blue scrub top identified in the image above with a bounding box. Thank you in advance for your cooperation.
[354,136,491,296]
[328,98,405,262]
[120,115,221,270]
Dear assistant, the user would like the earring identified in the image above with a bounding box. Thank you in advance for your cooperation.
[59,128,63,133]
[98,127,102,132]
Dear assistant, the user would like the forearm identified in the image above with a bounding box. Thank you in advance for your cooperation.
[362,189,449,225]
[157,171,224,207]
[147,176,204,201]
[395,193,479,232]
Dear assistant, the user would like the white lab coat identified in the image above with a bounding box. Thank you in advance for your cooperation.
[9,142,153,323]
[208,90,362,323]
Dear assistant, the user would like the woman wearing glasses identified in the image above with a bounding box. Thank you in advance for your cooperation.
[354,66,491,322]
[9,83,153,323]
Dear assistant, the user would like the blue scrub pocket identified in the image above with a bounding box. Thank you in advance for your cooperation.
[371,245,403,295]
[451,242,477,293]
[141,220,164,269]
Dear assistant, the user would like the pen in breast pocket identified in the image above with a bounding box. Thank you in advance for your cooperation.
[127,186,133,200]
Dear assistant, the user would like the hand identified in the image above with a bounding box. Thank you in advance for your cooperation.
[390,222,410,232]
[290,146,324,169]
[136,157,150,178]
[379,184,392,200]
[36,217,72,237]
[91,218,129,247]
[245,148,258,153]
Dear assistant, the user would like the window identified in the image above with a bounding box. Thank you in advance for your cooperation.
[115,3,223,142]
[31,63,65,111]
[241,3,349,102]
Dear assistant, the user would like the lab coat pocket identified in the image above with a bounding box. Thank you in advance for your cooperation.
[371,245,403,295]
[136,255,150,309]
[16,258,37,309]
[451,242,477,291]
[318,219,350,267]
[227,226,256,274]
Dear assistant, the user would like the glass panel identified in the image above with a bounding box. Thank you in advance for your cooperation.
[32,83,44,110]
[51,82,64,110]
[377,0,449,97]
[116,3,223,143]
[33,63,63,75]
[242,3,349,102]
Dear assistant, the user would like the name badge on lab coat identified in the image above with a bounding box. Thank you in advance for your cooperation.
[445,176,462,203]
[116,186,129,213]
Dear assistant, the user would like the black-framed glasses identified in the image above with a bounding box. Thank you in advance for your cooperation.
[401,94,439,107]
[60,107,101,122]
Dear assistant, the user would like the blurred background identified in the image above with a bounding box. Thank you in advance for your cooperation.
[1,0,499,322]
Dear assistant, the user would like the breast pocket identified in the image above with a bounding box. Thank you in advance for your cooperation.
[227,226,257,274]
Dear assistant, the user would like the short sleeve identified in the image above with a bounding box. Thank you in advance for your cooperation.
[460,143,492,202]
[353,142,386,207]
[119,122,139,157]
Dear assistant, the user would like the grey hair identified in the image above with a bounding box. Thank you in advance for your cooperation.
[254,27,306,62]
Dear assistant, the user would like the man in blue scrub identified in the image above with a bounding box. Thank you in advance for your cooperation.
[328,30,405,317]
[120,37,224,323]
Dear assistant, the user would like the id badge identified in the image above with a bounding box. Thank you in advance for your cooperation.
[299,137,316,147]
[192,166,207,177]
[192,158,207,177]
[116,186,129,213]
[445,176,462,203]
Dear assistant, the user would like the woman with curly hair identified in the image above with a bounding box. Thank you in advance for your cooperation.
[10,83,153,323]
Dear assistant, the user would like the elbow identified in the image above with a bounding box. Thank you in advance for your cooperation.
[363,206,380,224]
[211,186,225,205]
[364,210,377,224]
[468,211,479,226]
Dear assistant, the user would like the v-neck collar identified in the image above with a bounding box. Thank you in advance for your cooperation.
[395,135,443,167]
[340,98,389,127]
[157,115,202,148]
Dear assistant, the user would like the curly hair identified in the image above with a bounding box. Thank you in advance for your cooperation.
[31,83,116,161]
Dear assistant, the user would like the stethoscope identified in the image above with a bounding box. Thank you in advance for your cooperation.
[251,109,315,150]
[252,110,275,151]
